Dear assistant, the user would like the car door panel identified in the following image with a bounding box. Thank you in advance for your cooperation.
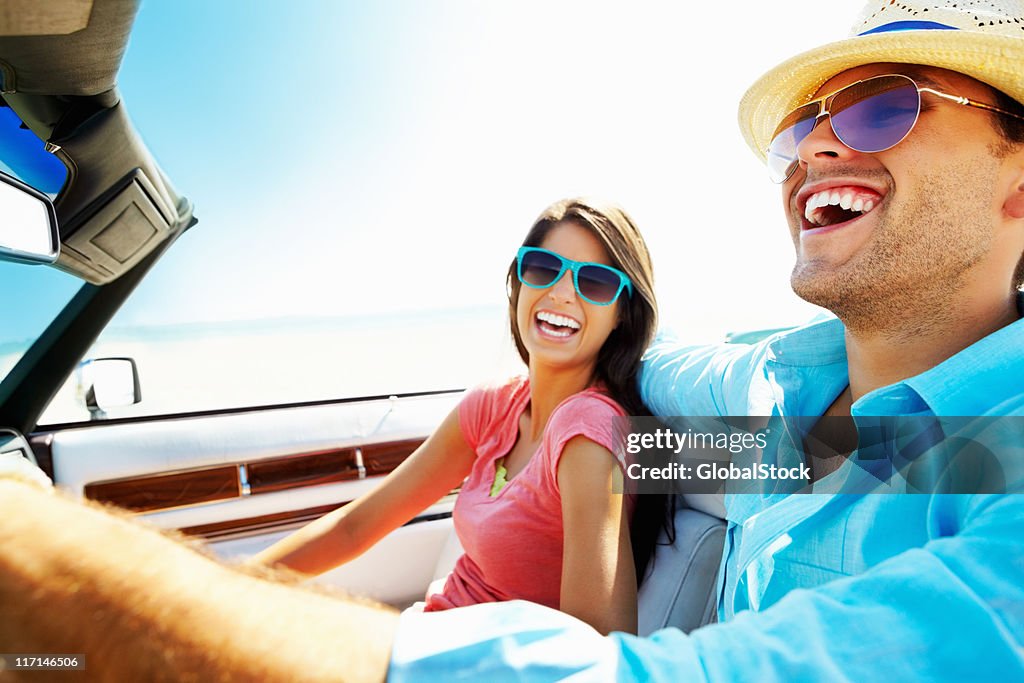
[31,391,463,606]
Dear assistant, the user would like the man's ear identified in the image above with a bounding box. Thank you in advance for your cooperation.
[1006,180,1024,219]
[1004,156,1024,219]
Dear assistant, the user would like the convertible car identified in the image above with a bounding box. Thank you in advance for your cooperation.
[0,0,725,640]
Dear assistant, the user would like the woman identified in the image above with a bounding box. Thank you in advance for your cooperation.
[249,198,662,635]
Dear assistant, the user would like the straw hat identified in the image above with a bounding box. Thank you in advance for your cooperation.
[739,0,1024,162]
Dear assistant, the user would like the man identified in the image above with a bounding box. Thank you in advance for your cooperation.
[2,0,1023,680]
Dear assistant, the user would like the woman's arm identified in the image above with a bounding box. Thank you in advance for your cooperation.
[247,407,475,575]
[557,435,637,635]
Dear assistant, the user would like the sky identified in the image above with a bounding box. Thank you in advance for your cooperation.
[4,0,866,351]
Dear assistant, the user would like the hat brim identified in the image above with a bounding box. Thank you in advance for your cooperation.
[738,30,1024,162]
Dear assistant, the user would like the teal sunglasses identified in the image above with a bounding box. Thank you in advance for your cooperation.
[516,246,633,306]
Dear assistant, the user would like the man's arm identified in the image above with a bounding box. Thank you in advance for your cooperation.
[638,332,768,417]
[640,494,1024,682]
[0,480,398,682]
[390,493,1024,682]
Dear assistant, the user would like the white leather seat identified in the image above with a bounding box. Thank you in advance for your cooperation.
[637,498,727,636]
[426,524,465,598]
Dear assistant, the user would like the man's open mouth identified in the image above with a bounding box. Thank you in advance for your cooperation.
[536,310,581,338]
[802,186,884,228]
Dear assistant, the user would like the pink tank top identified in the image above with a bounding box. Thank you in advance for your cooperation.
[424,377,627,611]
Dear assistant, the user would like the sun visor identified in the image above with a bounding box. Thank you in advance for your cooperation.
[0,0,189,285]
[58,168,175,284]
[0,1,92,37]
[48,99,185,285]
[0,0,137,96]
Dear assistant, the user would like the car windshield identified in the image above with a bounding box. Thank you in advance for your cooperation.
[0,261,82,382]
[4,3,838,425]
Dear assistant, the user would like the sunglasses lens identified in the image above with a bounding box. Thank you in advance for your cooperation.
[766,75,922,183]
[577,265,623,304]
[519,249,563,287]
[767,105,818,183]
[830,76,920,153]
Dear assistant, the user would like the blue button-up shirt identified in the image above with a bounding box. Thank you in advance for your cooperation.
[390,315,1024,682]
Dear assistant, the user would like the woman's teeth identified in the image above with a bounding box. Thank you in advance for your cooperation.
[536,311,580,337]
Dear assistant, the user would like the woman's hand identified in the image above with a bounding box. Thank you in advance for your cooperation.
[557,435,637,635]
[246,407,476,576]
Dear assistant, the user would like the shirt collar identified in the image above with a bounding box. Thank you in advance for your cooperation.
[764,315,847,368]
[761,294,1024,417]
[762,294,1024,417]
[902,313,1024,415]
[762,316,849,417]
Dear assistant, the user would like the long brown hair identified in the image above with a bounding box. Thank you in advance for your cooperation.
[506,197,671,583]
[506,198,657,416]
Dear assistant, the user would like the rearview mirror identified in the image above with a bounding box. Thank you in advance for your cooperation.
[0,171,60,264]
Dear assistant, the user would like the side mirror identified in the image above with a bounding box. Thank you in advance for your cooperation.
[77,357,142,419]
[0,171,60,264]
